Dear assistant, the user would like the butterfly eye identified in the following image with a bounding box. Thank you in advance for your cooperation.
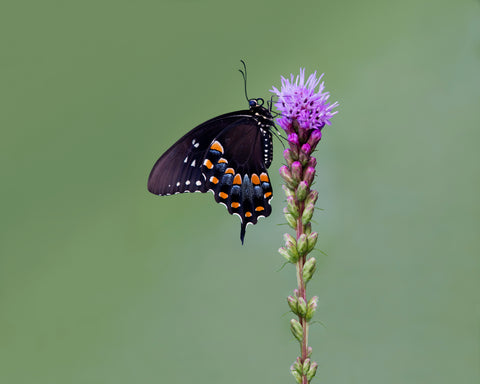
[249,99,257,107]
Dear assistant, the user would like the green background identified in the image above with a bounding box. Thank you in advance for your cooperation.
[1,0,479,383]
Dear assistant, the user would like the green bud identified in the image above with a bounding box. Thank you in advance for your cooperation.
[285,238,299,262]
[290,367,302,384]
[304,222,312,235]
[297,233,308,255]
[287,295,299,314]
[295,181,308,202]
[297,297,307,317]
[306,296,318,321]
[286,196,299,217]
[282,185,295,199]
[283,233,296,246]
[307,346,313,358]
[278,247,296,263]
[305,190,319,206]
[284,209,298,229]
[307,232,318,253]
[303,257,317,283]
[302,203,315,224]
[293,358,303,373]
[290,319,304,342]
[302,358,311,374]
[306,362,318,381]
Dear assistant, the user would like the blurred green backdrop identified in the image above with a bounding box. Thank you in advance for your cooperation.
[1,0,479,383]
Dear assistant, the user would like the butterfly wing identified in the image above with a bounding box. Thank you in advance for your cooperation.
[201,118,273,243]
[147,112,252,196]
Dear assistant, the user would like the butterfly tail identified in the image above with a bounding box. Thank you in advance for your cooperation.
[240,222,247,245]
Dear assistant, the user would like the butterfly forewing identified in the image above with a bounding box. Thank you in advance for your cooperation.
[148,113,253,196]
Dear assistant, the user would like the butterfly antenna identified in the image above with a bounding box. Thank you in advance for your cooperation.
[239,59,249,102]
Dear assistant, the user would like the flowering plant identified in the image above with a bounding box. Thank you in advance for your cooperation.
[271,69,338,384]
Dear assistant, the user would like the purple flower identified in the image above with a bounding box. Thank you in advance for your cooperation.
[273,68,338,384]
[270,69,339,133]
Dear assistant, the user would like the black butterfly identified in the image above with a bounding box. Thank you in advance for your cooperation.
[147,64,276,243]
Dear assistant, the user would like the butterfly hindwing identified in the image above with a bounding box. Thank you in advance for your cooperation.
[201,119,273,243]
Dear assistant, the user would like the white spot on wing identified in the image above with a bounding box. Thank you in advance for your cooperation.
[184,156,188,163]
[190,159,196,167]
[186,180,190,185]
[176,182,180,187]
[196,180,202,186]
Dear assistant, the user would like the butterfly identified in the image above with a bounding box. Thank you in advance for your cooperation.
[147,63,276,244]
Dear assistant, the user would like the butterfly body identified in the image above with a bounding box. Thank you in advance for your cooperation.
[148,99,275,243]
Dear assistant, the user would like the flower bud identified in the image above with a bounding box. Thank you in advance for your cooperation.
[290,367,302,384]
[305,190,319,206]
[307,129,322,150]
[307,156,317,169]
[296,233,308,255]
[306,362,318,381]
[307,232,318,253]
[279,165,294,186]
[302,203,315,224]
[287,295,299,314]
[297,296,307,317]
[301,143,312,155]
[295,181,308,202]
[302,358,311,373]
[304,222,312,235]
[283,232,296,246]
[303,167,315,186]
[291,161,303,183]
[303,257,317,283]
[285,246,299,263]
[278,247,296,263]
[282,184,295,198]
[298,148,309,166]
[307,346,313,358]
[288,132,300,146]
[284,210,298,229]
[283,148,294,164]
[292,358,303,374]
[306,296,318,321]
[286,196,299,217]
[290,319,304,342]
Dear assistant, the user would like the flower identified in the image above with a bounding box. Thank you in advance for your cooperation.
[270,69,339,134]
[272,68,338,384]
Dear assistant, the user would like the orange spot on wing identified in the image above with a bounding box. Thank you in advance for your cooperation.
[210,176,219,184]
[219,192,228,199]
[233,174,242,185]
[231,202,240,208]
[251,173,260,185]
[203,159,214,169]
[225,168,235,174]
[255,206,265,212]
[210,141,224,153]
[260,172,269,182]
[245,211,252,217]
[264,191,272,198]
[218,158,228,163]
